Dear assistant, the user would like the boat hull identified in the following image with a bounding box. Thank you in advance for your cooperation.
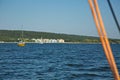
[17,42,25,47]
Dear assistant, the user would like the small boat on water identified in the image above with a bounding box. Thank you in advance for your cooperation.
[17,41,25,47]
[17,26,25,47]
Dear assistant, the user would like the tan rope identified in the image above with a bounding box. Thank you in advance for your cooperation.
[88,0,120,80]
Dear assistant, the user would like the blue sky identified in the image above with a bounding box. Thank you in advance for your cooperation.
[0,0,120,39]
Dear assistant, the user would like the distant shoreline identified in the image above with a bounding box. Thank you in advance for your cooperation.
[0,42,119,44]
[0,30,120,44]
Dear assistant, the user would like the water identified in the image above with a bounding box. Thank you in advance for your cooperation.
[0,43,120,80]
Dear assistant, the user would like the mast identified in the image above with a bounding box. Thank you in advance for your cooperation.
[21,25,24,41]
[22,29,24,40]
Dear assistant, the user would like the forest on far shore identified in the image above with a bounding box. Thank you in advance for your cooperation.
[0,30,120,43]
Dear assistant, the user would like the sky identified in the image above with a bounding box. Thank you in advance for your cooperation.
[0,0,120,39]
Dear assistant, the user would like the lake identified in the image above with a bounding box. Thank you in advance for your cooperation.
[0,43,120,80]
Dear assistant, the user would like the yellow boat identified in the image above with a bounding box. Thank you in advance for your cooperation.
[18,26,25,47]
[17,41,25,47]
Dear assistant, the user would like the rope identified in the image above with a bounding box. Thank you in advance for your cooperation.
[88,0,120,80]
[107,0,120,34]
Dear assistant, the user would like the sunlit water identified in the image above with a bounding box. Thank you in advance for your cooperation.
[0,43,120,80]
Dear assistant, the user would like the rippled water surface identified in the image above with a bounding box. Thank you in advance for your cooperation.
[0,43,120,80]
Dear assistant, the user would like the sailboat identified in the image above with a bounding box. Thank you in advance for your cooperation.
[40,37,43,44]
[17,29,25,47]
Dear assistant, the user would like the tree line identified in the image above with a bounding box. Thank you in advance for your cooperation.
[0,30,120,43]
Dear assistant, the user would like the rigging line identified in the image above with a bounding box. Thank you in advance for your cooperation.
[93,0,120,80]
[107,0,120,34]
[88,0,114,76]
[88,0,120,80]
[88,0,112,67]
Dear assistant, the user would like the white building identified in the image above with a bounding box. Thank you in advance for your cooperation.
[31,38,64,43]
[57,39,64,43]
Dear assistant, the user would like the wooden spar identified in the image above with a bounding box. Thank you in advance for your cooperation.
[88,0,120,80]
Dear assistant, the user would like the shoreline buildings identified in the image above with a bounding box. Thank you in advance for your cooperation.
[31,38,64,43]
